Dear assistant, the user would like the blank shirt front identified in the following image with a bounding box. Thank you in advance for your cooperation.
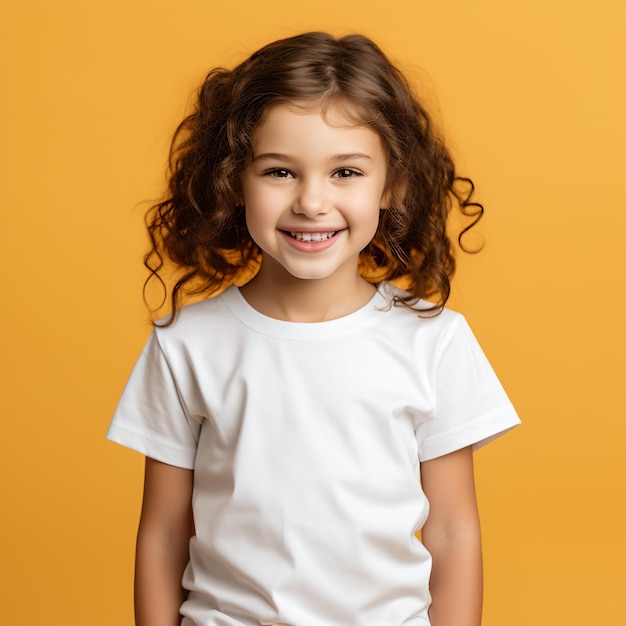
[108,282,520,626]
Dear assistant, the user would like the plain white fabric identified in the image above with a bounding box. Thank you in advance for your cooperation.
[107,282,520,626]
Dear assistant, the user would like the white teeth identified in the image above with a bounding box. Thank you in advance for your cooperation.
[290,231,337,242]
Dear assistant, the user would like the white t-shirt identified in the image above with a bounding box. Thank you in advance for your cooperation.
[108,282,520,626]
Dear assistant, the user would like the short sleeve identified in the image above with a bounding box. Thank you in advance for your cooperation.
[418,315,520,462]
[106,331,201,469]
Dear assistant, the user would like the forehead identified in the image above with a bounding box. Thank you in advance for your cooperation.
[250,101,384,155]
[290,96,377,127]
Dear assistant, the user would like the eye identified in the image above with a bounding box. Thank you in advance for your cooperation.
[264,168,294,179]
[333,168,363,179]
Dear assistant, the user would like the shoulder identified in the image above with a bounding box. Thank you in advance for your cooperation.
[153,287,237,344]
[379,281,464,335]
[367,282,473,370]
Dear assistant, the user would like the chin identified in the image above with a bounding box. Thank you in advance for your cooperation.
[286,269,335,281]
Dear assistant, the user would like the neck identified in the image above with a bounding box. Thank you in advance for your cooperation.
[240,262,376,323]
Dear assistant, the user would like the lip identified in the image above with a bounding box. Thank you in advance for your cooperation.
[279,228,345,253]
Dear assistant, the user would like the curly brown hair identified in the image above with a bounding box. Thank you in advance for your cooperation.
[144,32,482,324]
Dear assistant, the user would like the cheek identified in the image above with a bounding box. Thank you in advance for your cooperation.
[364,212,382,243]
[244,196,274,229]
[357,195,385,243]
[243,205,262,237]
[244,199,281,248]
[243,182,285,213]
[349,187,385,224]
[242,185,267,225]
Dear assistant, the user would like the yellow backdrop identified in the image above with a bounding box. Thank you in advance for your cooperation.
[1,1,624,624]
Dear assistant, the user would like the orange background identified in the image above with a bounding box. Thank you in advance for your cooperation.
[1,1,624,624]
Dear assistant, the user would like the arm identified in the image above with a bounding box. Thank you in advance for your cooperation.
[135,457,194,626]
[420,446,483,626]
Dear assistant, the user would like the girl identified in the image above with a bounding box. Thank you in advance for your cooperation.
[108,32,520,626]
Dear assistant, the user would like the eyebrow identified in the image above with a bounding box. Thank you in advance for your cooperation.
[252,152,373,163]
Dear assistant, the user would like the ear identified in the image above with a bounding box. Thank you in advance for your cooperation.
[380,188,392,210]
[381,174,408,209]
[380,185,398,210]
[233,183,245,207]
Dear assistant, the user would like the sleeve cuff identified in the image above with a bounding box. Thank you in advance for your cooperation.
[418,409,521,462]
[106,422,197,470]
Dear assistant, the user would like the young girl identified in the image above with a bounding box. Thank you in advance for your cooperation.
[108,32,520,626]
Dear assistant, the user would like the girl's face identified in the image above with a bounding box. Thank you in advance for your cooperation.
[241,102,388,286]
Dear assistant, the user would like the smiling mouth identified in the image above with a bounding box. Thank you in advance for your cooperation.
[288,231,338,242]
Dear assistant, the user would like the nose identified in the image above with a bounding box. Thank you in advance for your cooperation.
[292,177,329,217]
